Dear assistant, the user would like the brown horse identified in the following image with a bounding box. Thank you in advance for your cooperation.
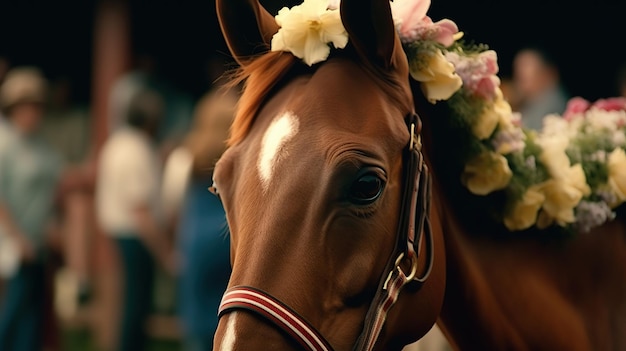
[212,0,626,351]
[212,0,445,350]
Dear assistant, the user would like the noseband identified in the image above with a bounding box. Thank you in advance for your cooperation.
[218,113,434,351]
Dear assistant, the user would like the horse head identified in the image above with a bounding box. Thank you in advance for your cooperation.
[212,0,445,350]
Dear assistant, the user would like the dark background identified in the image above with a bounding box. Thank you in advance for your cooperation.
[1,0,625,105]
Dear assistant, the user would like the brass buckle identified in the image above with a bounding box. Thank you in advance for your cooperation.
[383,252,419,289]
[410,122,422,151]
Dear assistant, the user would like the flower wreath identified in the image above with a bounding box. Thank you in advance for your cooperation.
[270,0,626,233]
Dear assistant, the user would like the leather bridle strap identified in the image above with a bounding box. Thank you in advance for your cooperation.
[219,286,335,351]
[352,114,433,351]
[358,259,416,351]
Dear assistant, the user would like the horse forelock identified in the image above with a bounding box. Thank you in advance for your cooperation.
[224,48,413,147]
[225,51,298,147]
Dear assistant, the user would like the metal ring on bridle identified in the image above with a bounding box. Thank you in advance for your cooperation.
[409,122,423,152]
[410,123,416,150]
[384,252,419,289]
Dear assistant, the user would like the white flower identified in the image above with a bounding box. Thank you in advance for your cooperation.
[271,0,349,66]
[612,130,626,147]
[541,114,570,138]
[410,48,462,103]
[585,108,626,132]
[540,114,583,141]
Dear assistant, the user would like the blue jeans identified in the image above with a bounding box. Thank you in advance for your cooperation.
[0,262,45,351]
[114,237,155,351]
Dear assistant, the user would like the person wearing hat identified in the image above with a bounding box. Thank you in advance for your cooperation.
[0,67,63,351]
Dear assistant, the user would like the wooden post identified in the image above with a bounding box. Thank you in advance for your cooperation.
[91,0,131,151]
[89,1,131,350]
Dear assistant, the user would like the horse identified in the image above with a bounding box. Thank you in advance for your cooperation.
[212,0,626,350]
[212,0,445,350]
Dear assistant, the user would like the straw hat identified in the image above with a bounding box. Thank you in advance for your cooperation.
[0,66,48,114]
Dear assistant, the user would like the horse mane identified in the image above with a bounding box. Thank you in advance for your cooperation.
[224,51,298,146]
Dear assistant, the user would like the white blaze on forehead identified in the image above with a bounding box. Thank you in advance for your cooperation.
[258,111,300,190]
[220,312,238,350]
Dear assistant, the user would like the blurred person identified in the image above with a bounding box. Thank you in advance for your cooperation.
[512,46,569,130]
[161,83,237,351]
[0,54,14,332]
[108,54,194,159]
[39,76,94,313]
[41,76,91,165]
[96,87,173,351]
[0,56,11,136]
[0,67,63,351]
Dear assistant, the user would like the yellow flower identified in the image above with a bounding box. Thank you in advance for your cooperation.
[503,185,545,231]
[607,147,626,207]
[461,151,512,195]
[271,0,349,66]
[538,135,571,180]
[410,49,462,103]
[473,88,513,140]
[538,180,580,226]
[537,165,590,227]
[535,135,591,227]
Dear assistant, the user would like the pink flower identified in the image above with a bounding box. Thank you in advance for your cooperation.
[474,76,500,99]
[391,0,430,34]
[390,0,459,46]
[593,97,626,112]
[563,97,590,121]
[429,18,459,47]
[446,50,500,99]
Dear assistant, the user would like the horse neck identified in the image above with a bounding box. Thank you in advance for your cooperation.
[420,119,626,351]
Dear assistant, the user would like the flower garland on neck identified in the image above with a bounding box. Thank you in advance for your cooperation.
[270,0,626,233]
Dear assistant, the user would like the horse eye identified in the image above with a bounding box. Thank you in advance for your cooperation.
[348,173,385,205]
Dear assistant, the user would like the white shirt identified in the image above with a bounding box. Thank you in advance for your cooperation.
[161,146,193,220]
[0,118,16,277]
[95,127,162,236]
[0,117,11,150]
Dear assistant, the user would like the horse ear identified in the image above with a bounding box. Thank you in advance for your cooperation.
[341,0,398,69]
[216,0,279,66]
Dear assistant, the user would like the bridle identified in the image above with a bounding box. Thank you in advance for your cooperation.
[218,113,435,351]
